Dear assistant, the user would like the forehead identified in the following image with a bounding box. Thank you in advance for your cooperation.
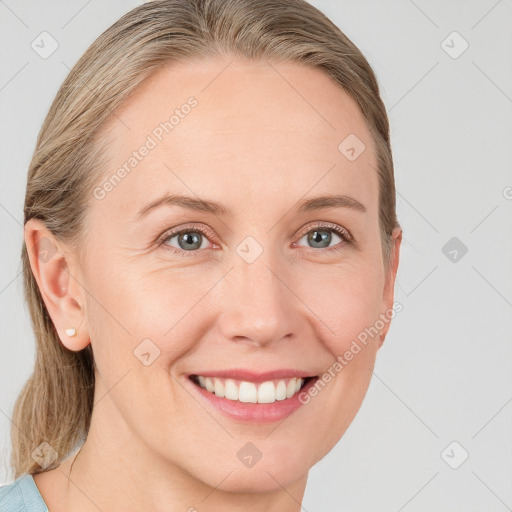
[94,57,377,220]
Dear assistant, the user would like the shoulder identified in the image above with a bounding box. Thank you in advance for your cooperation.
[0,473,49,512]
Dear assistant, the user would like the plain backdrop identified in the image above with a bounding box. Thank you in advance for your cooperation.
[1,1,511,510]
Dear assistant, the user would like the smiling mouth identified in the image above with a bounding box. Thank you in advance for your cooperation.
[189,374,316,404]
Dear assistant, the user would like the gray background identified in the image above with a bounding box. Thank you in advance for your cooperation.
[1,0,511,510]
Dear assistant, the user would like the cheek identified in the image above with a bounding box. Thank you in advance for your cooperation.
[82,266,193,432]
[298,256,384,356]
[84,257,211,374]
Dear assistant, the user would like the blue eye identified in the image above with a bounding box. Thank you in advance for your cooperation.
[299,228,342,249]
[159,226,213,257]
[294,223,352,253]
[158,222,352,257]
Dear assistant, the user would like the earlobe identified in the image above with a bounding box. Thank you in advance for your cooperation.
[24,218,90,352]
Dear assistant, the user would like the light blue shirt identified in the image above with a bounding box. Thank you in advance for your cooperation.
[0,474,49,511]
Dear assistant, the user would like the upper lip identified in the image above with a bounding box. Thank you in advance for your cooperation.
[187,368,317,383]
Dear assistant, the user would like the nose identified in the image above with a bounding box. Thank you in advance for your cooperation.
[216,253,303,349]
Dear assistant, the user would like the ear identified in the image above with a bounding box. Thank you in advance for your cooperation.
[378,226,402,349]
[24,218,90,352]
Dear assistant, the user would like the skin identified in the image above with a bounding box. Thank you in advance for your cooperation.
[26,56,401,512]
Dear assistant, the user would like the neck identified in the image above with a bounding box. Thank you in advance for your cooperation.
[61,385,308,511]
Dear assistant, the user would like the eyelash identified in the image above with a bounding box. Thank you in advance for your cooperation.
[157,222,353,257]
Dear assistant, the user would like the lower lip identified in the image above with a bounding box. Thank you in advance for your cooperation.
[188,377,319,423]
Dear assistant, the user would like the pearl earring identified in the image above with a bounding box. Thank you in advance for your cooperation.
[64,318,83,338]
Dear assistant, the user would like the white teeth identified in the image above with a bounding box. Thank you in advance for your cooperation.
[224,379,239,400]
[239,381,258,403]
[286,379,296,398]
[258,381,276,403]
[194,375,307,403]
[214,378,225,398]
[205,377,214,392]
[275,380,287,401]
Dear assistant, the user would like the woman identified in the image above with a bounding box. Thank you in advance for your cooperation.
[0,0,401,510]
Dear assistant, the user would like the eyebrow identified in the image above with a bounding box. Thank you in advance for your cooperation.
[137,193,367,218]
[138,194,229,218]
[298,194,367,214]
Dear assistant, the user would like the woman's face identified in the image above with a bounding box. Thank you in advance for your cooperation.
[72,58,400,491]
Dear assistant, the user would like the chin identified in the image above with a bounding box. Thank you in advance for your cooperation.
[187,445,311,494]
[210,464,307,494]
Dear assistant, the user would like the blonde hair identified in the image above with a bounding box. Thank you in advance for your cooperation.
[12,0,400,479]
